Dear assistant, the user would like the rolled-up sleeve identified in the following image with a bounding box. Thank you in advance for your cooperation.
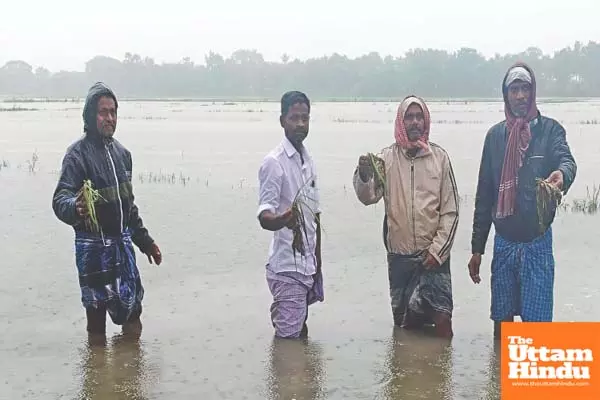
[257,156,284,218]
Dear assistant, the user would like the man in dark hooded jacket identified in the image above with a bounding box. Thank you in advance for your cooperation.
[467,63,576,339]
[52,82,162,337]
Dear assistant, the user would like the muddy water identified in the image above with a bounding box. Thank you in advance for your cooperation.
[1,100,599,399]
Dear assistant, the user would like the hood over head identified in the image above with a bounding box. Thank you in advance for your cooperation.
[83,82,118,136]
[501,62,538,120]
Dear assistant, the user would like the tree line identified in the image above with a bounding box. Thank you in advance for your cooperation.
[1,41,599,100]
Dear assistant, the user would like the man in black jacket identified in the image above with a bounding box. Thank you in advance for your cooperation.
[52,82,162,337]
[468,63,576,339]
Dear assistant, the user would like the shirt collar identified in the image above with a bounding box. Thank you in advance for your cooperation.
[282,137,295,157]
[282,136,308,160]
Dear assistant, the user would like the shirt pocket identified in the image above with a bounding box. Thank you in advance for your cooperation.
[303,179,320,215]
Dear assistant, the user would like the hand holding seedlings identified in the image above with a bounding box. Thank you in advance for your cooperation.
[75,191,89,218]
[358,155,374,182]
[279,208,297,229]
[76,179,105,233]
[536,177,563,234]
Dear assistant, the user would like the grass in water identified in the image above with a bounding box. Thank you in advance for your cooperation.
[290,177,319,259]
[367,152,386,193]
[79,179,105,233]
[536,178,563,233]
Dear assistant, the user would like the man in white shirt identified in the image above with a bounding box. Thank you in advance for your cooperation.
[257,91,323,339]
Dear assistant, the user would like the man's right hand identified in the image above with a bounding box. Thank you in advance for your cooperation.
[75,191,88,218]
[358,155,374,182]
[468,253,482,284]
[259,208,297,231]
[279,208,297,229]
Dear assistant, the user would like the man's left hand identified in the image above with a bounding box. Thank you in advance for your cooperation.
[546,170,564,190]
[146,243,162,266]
[423,252,440,269]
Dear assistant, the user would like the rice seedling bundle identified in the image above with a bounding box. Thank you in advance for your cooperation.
[367,152,386,193]
[535,178,562,233]
[79,179,104,233]
[290,178,319,259]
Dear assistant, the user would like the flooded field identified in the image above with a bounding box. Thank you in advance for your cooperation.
[1,99,599,399]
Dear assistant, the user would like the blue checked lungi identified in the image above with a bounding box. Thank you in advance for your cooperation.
[490,227,554,322]
[75,229,144,325]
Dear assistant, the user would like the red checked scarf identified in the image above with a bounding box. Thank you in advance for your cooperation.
[394,95,430,151]
[496,62,539,218]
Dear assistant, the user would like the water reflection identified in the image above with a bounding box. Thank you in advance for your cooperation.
[76,333,155,400]
[481,341,501,400]
[265,338,326,400]
[381,327,453,400]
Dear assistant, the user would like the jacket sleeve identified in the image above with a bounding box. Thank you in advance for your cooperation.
[471,130,494,255]
[352,152,384,206]
[127,152,155,253]
[429,152,460,265]
[550,122,577,194]
[52,152,85,226]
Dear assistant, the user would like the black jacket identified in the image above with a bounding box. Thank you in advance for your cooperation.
[52,82,154,253]
[471,114,577,254]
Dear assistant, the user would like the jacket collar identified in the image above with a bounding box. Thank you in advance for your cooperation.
[396,143,431,160]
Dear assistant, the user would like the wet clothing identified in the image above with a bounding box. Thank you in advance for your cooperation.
[472,65,576,252]
[52,82,155,253]
[52,82,154,320]
[387,251,453,327]
[354,97,459,327]
[266,270,324,338]
[257,138,320,275]
[473,63,576,325]
[353,142,460,266]
[76,230,144,324]
[490,227,554,322]
[258,137,324,337]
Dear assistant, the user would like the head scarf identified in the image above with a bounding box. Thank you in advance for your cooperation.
[496,62,539,219]
[394,95,431,151]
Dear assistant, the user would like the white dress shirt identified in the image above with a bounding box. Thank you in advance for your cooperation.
[257,137,320,276]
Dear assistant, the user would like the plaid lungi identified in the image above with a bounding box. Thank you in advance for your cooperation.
[490,227,555,322]
[266,269,324,338]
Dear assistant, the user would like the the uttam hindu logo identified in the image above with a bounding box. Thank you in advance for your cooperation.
[507,335,592,379]
[501,322,600,400]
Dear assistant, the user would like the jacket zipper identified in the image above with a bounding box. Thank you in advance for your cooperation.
[106,143,124,233]
[410,158,416,250]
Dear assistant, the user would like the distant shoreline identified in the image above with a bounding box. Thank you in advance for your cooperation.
[0,96,597,104]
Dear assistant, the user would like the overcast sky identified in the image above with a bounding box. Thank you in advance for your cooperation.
[1,0,598,71]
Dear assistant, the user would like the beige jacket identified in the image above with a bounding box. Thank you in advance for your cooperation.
[353,142,459,265]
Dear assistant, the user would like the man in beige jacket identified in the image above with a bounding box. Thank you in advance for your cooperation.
[353,95,459,338]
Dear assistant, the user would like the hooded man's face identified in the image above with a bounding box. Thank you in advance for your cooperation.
[507,80,532,118]
[403,103,425,141]
[96,96,117,138]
